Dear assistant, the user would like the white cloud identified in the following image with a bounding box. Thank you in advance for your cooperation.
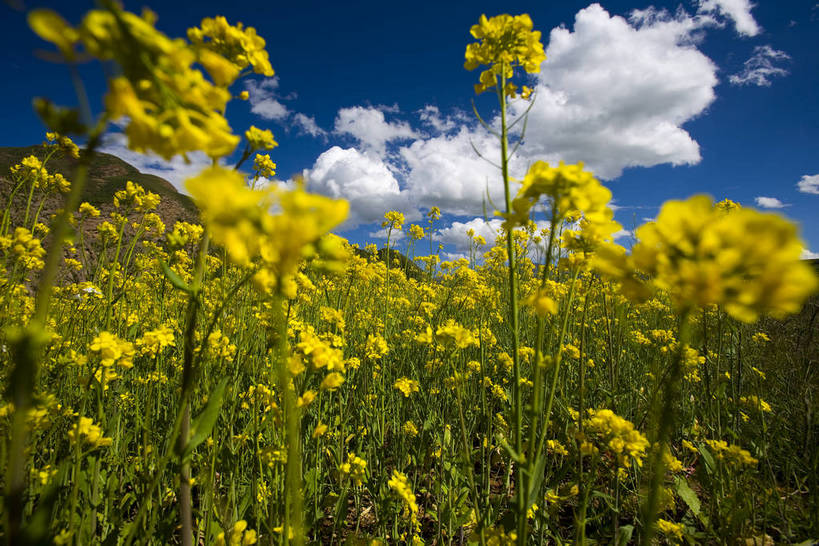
[698,0,761,36]
[754,196,788,208]
[368,227,406,241]
[801,248,819,260]
[303,146,410,227]
[417,105,466,134]
[613,229,633,240]
[435,218,504,252]
[245,77,289,120]
[797,174,819,195]
[292,113,327,138]
[334,106,418,156]
[508,3,719,179]
[99,132,216,192]
[729,45,790,86]
[303,3,758,225]
[434,217,552,258]
[245,77,328,137]
[400,126,521,216]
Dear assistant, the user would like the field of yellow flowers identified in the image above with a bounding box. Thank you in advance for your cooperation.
[1,5,818,545]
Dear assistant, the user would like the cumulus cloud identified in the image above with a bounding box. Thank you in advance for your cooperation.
[801,248,819,260]
[435,218,505,252]
[303,146,411,227]
[506,4,719,180]
[754,196,788,208]
[434,217,552,258]
[303,3,752,226]
[729,45,790,87]
[797,174,819,195]
[334,106,418,156]
[697,0,761,36]
[399,126,524,216]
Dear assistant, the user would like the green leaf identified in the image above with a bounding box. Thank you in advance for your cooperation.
[616,524,634,546]
[675,476,702,519]
[698,443,716,476]
[160,260,192,293]
[525,454,548,509]
[183,378,228,458]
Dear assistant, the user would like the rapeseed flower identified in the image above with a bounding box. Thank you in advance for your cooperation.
[597,195,818,322]
[464,14,546,95]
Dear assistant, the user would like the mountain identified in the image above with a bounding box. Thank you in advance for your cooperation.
[0,145,199,228]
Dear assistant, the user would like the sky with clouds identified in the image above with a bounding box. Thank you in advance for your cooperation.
[1,0,818,259]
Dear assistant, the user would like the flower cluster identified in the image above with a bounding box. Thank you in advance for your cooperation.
[507,161,615,229]
[253,153,276,179]
[579,408,650,467]
[596,195,818,322]
[435,319,476,349]
[90,332,135,368]
[705,439,759,467]
[213,520,257,546]
[28,6,271,159]
[1,228,46,270]
[114,181,160,213]
[388,470,419,522]
[69,416,112,448]
[394,377,420,398]
[187,16,274,78]
[137,326,175,357]
[338,452,367,486]
[186,167,348,296]
[464,14,545,95]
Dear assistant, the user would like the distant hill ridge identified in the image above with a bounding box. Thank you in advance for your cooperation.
[0,145,426,278]
[0,145,199,228]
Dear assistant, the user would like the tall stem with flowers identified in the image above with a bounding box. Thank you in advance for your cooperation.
[464,13,545,542]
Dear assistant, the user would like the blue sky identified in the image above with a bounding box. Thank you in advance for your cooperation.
[1,0,818,259]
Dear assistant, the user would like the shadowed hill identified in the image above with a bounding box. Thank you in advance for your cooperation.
[0,145,198,227]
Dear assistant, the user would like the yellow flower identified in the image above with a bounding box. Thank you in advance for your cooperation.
[381,210,405,231]
[509,161,615,229]
[464,14,546,95]
[188,16,274,77]
[28,9,79,59]
[339,453,367,486]
[657,519,684,541]
[253,153,277,179]
[523,289,557,317]
[388,470,419,522]
[582,408,650,467]
[113,180,160,212]
[68,6,244,159]
[245,126,278,151]
[599,195,819,322]
[312,422,328,438]
[403,421,419,437]
[69,416,112,448]
[435,319,476,349]
[320,372,345,391]
[90,331,135,368]
[297,390,316,408]
[137,325,175,356]
[364,334,389,360]
[705,439,758,467]
[394,377,420,397]
[78,202,101,218]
